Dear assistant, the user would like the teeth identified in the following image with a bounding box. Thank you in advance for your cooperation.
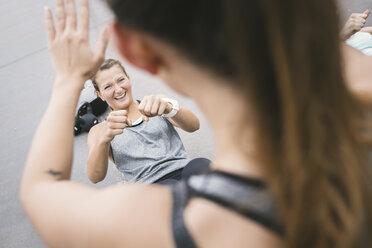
[115,92,126,100]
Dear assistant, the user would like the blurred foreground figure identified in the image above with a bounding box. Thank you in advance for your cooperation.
[21,0,372,247]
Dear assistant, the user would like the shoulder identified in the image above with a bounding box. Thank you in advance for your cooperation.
[102,184,175,248]
[36,182,175,248]
[185,197,284,248]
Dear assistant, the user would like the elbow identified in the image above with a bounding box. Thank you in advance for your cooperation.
[87,170,105,184]
[19,178,40,211]
[20,173,32,208]
[188,120,200,133]
[20,182,28,207]
[89,177,102,184]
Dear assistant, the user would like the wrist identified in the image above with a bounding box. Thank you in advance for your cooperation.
[99,123,115,144]
[98,135,112,147]
[161,98,179,118]
[54,75,86,92]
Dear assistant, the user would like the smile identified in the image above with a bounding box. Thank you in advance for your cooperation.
[114,92,126,100]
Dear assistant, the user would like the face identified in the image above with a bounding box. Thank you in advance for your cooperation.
[95,65,133,110]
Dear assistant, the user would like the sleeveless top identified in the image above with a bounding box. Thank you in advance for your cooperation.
[110,116,190,183]
[171,159,284,248]
[347,32,372,56]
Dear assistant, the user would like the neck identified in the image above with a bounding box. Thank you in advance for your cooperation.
[159,55,263,178]
[197,80,262,178]
[127,100,141,122]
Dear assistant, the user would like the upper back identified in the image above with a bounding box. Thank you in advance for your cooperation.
[106,182,283,248]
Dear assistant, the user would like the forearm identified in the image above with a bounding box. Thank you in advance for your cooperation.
[169,107,200,132]
[87,140,110,183]
[21,77,83,197]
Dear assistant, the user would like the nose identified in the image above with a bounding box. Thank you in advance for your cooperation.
[114,83,123,93]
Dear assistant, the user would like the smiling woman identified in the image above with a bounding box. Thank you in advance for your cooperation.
[86,58,201,184]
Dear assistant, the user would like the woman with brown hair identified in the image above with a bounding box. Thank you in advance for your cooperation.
[21,0,371,247]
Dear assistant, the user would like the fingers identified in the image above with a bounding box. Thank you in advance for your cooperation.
[150,98,161,116]
[94,27,110,64]
[107,115,128,124]
[140,96,157,116]
[139,95,174,118]
[347,14,367,32]
[138,98,152,121]
[109,110,132,126]
[138,98,147,116]
[65,0,77,31]
[78,0,89,37]
[44,7,56,46]
[107,121,127,129]
[104,121,125,139]
[144,98,153,116]
[355,17,367,28]
[363,10,370,18]
[56,0,65,32]
[158,101,168,116]
[110,110,128,116]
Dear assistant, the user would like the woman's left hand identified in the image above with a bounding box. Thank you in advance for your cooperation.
[138,95,173,121]
[45,0,109,86]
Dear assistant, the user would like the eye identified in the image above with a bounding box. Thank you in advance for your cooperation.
[118,78,126,83]
[104,85,111,90]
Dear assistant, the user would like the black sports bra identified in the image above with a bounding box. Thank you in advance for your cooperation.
[171,163,284,248]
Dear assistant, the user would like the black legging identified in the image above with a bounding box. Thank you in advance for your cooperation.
[155,158,211,185]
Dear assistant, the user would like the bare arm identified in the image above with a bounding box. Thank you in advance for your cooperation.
[168,107,200,132]
[23,179,174,247]
[21,0,108,192]
[20,2,177,247]
[86,110,130,183]
[139,95,200,132]
[86,124,111,183]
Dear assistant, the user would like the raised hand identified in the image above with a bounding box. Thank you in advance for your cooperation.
[341,10,370,41]
[100,110,132,143]
[138,95,173,122]
[44,0,109,85]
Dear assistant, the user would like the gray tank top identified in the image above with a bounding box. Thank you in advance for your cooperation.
[110,116,190,183]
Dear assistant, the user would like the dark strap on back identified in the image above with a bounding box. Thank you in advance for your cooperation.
[187,171,284,236]
[171,182,197,248]
[171,170,284,248]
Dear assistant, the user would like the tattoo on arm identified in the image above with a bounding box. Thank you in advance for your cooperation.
[46,169,63,176]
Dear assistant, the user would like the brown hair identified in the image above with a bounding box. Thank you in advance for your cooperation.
[107,0,372,247]
[91,59,129,91]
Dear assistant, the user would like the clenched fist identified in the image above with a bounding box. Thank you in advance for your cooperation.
[138,95,173,122]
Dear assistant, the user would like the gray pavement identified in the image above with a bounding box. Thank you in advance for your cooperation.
[0,0,371,247]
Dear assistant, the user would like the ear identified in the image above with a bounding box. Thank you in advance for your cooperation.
[96,91,105,101]
[111,22,160,75]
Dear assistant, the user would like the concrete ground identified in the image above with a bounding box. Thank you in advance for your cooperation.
[0,0,371,247]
